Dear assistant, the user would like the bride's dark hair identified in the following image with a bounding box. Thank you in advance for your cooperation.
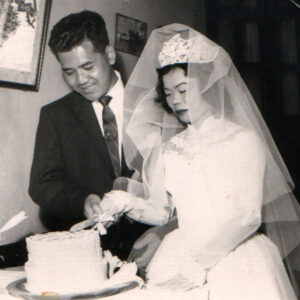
[155,63,187,113]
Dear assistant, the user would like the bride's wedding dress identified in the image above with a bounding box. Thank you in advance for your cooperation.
[146,116,297,300]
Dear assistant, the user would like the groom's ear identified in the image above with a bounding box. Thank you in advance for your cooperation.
[105,45,116,65]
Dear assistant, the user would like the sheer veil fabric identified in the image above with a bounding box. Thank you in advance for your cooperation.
[120,24,300,293]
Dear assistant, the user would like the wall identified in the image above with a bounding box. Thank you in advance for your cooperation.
[0,0,206,244]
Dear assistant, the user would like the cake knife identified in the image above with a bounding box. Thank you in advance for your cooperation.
[69,218,97,232]
[70,213,114,234]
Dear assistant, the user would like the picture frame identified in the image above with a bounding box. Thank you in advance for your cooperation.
[115,13,147,56]
[0,0,52,91]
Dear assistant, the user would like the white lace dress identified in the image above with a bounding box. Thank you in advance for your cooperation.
[146,116,297,300]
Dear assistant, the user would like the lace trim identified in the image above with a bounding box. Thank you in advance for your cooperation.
[163,118,245,157]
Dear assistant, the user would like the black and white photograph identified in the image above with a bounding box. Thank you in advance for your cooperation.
[0,1,299,299]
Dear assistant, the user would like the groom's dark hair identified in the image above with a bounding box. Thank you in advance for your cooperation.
[48,10,109,58]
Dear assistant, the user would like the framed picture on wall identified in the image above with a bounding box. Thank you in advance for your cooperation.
[0,0,52,91]
[115,13,147,56]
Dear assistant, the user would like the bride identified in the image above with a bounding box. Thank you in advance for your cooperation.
[98,24,300,299]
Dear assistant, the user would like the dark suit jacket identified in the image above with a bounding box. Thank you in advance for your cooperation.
[29,91,131,231]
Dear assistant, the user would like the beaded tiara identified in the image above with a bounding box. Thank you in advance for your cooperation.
[158,33,219,68]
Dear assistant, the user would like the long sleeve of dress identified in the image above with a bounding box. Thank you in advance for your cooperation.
[190,130,266,269]
[126,194,173,226]
[101,189,173,226]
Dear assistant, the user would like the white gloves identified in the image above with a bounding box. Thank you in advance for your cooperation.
[100,190,134,219]
[100,190,172,226]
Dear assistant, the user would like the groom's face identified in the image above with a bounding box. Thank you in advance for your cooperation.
[57,39,115,101]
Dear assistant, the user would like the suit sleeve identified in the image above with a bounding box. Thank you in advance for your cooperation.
[29,107,89,225]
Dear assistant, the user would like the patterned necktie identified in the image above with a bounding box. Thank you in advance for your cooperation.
[99,95,121,177]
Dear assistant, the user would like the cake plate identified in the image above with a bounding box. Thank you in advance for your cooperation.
[7,277,140,299]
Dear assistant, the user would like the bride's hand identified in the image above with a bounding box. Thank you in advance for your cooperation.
[100,190,133,220]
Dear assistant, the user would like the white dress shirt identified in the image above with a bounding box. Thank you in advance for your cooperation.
[92,71,124,164]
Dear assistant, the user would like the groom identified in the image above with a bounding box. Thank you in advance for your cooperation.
[29,10,153,260]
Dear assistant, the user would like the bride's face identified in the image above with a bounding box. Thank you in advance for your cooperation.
[163,67,210,125]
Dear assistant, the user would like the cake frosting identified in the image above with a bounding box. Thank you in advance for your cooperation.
[25,230,108,294]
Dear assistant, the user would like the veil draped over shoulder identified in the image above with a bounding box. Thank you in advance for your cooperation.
[120,23,300,292]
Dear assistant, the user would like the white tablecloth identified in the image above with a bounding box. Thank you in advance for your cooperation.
[0,269,207,300]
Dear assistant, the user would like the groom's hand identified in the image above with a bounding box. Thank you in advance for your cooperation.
[84,194,102,219]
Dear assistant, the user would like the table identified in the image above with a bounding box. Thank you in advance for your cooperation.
[0,269,206,300]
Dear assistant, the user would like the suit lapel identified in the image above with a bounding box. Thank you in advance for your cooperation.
[67,93,113,170]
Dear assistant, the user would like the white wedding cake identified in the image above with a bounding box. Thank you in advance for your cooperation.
[24,230,108,294]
